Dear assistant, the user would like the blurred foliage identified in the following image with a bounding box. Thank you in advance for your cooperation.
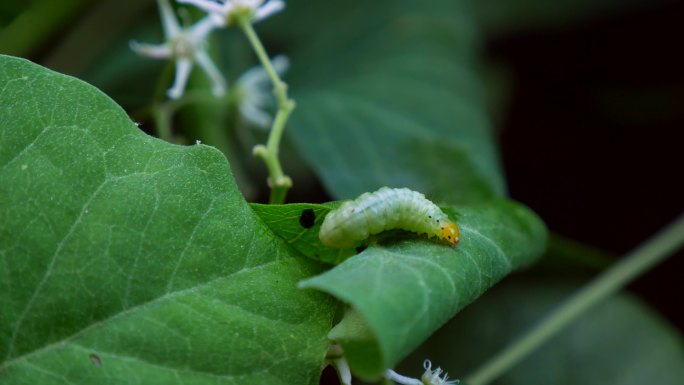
[399,275,684,385]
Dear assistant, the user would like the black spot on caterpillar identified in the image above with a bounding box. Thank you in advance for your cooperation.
[299,208,316,228]
[319,187,459,248]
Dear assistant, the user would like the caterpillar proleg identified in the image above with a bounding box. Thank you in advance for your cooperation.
[319,187,459,248]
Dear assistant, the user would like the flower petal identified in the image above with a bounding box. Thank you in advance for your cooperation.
[167,58,194,99]
[176,0,226,14]
[129,41,172,59]
[254,0,285,22]
[157,0,181,37]
[195,50,227,97]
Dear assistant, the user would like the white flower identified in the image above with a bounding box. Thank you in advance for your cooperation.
[130,0,226,99]
[384,360,459,385]
[177,0,285,26]
[421,360,459,385]
[236,55,289,129]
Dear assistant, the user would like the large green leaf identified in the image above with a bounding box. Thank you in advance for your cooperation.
[299,201,547,379]
[266,0,505,203]
[0,55,335,384]
[399,276,684,385]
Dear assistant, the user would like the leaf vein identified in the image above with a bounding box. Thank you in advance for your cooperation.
[5,177,110,360]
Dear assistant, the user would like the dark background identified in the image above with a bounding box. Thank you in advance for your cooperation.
[492,1,684,329]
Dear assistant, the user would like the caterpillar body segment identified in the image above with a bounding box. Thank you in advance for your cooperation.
[319,187,460,249]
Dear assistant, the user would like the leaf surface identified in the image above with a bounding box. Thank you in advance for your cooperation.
[0,55,334,384]
[298,201,547,379]
[250,202,360,265]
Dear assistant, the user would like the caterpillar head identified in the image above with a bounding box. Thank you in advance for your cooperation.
[440,221,460,246]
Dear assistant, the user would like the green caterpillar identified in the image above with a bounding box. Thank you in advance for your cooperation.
[319,187,460,248]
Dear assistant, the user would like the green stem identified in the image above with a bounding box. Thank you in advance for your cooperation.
[237,16,295,204]
[466,213,684,385]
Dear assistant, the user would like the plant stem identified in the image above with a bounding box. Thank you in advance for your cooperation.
[237,16,295,204]
[466,213,684,385]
